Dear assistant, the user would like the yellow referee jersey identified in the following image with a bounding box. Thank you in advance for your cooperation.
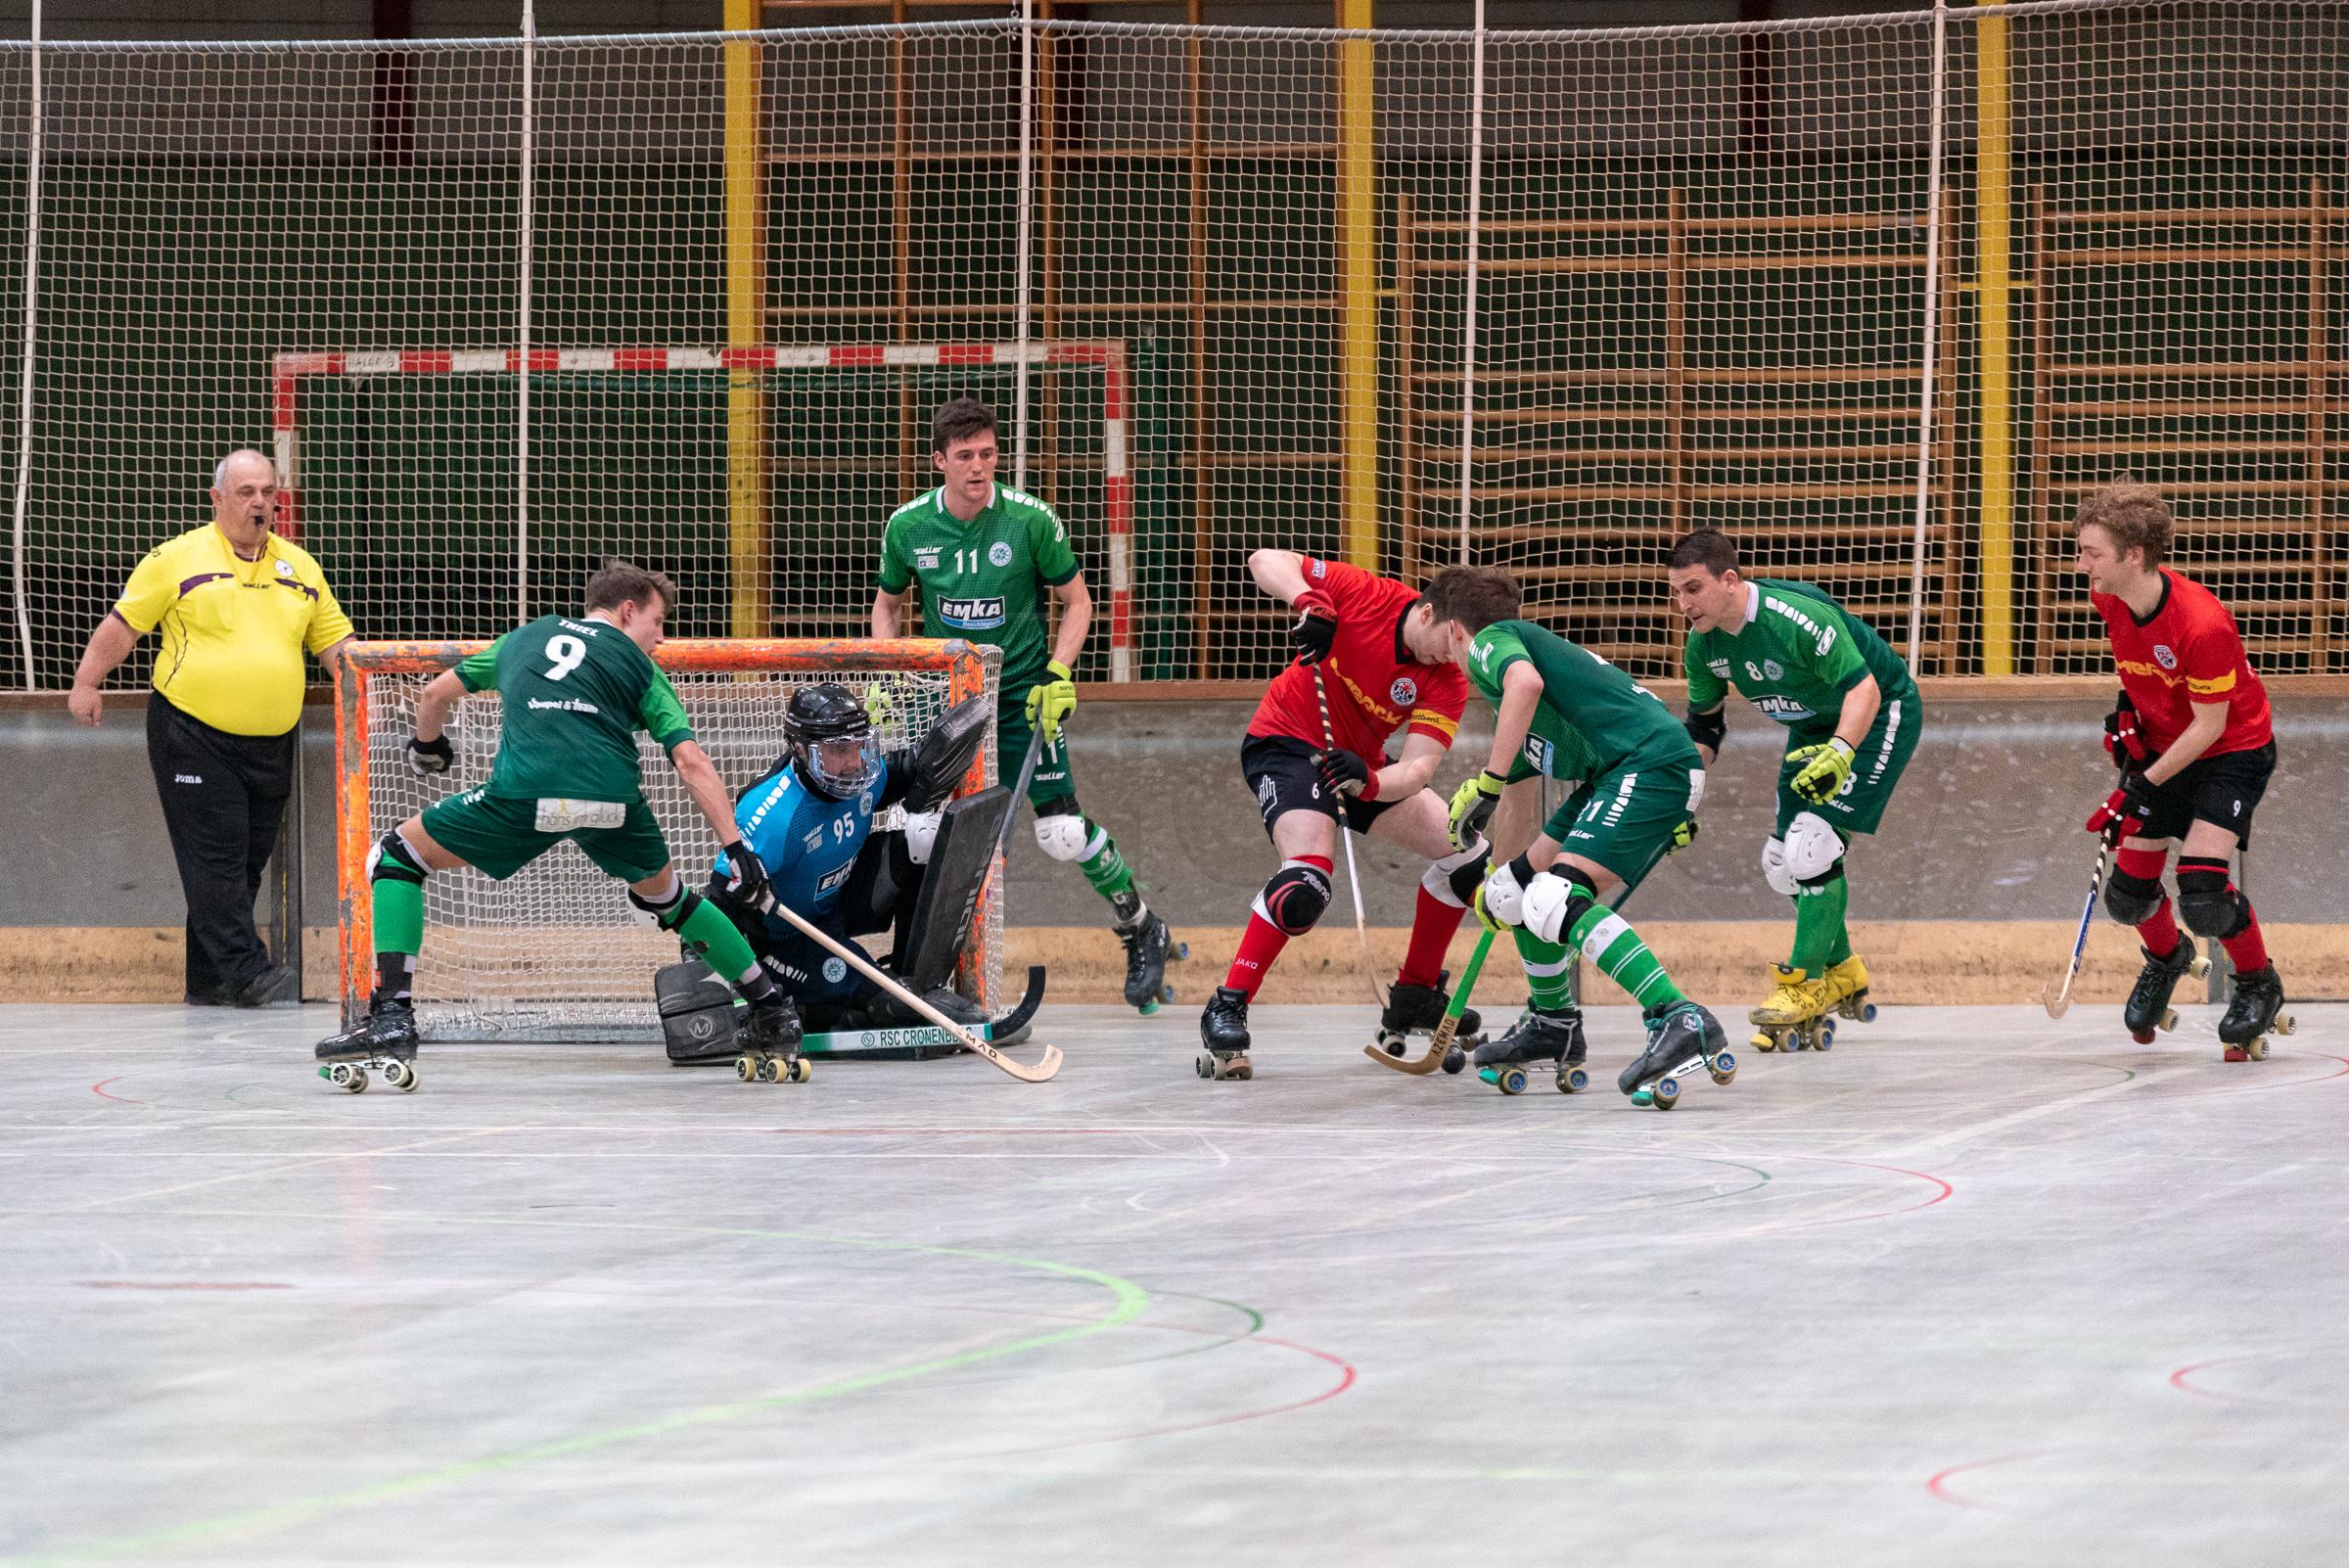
[112,523,353,736]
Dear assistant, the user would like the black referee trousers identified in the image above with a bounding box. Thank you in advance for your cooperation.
[146,693,297,998]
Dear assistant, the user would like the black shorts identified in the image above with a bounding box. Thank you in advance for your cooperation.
[1241,733,1398,842]
[2141,740,2275,848]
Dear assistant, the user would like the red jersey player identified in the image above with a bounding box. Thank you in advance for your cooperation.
[2075,479,2288,1058]
[1196,551,1488,1079]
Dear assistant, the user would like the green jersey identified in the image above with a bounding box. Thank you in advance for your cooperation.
[1466,620,1696,782]
[455,613,694,807]
[1682,578,1919,740]
[877,482,1081,698]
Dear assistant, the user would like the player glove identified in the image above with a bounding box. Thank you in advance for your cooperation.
[1288,588,1338,666]
[405,733,454,776]
[1023,660,1078,742]
[1667,817,1700,855]
[720,844,774,911]
[1448,768,1507,851]
[2086,772,2160,842]
[2102,691,2153,769]
[1787,737,1856,805]
[1313,747,1378,802]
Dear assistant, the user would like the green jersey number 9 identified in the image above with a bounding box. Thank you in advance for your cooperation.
[543,635,588,682]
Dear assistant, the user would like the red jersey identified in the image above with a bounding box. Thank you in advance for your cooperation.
[2092,570,2273,756]
[1247,557,1466,761]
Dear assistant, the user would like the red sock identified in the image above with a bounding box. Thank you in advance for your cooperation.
[1398,885,1467,990]
[2176,854,2272,975]
[1222,854,1335,1002]
[2222,904,2271,975]
[2114,845,2179,956]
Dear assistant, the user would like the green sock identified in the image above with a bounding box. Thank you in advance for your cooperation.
[1080,826,1134,904]
[1513,929,1575,1009]
[677,893,761,988]
[1565,900,1684,1012]
[1791,873,1849,974]
[372,876,424,1001]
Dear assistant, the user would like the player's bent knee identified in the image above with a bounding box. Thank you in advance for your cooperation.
[1523,872,1596,946]
[628,875,698,934]
[1760,837,1798,898]
[2102,868,2164,927]
[367,828,428,887]
[1254,858,1331,936]
[1033,799,1100,863]
[1422,836,1489,909]
[2175,866,2249,939]
[1782,811,1845,883]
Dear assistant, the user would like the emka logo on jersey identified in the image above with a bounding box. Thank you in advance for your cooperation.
[1390,675,1418,707]
[989,540,1013,568]
[1522,734,1553,775]
[2153,644,2178,669]
[1755,694,1816,722]
[937,595,1007,629]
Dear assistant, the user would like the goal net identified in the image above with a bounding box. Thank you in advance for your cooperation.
[334,637,1002,1041]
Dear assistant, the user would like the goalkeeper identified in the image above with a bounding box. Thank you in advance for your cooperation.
[1666,529,1921,1047]
[314,562,802,1075]
[871,395,1176,1014]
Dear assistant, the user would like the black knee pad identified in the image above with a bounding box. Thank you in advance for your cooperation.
[2103,868,2164,927]
[368,829,427,886]
[628,880,701,935]
[1254,859,1331,937]
[2176,862,2248,939]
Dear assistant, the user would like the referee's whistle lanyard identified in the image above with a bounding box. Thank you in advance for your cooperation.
[213,522,275,624]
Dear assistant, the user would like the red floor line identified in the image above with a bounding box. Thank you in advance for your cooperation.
[90,1077,143,1105]
[1927,1446,2080,1509]
[1786,1155,1954,1228]
[1000,1333,1359,1455]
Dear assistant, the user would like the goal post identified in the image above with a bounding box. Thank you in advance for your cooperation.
[272,341,1139,679]
[333,635,1003,1041]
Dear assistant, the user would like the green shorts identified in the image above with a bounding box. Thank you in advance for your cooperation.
[421,788,671,884]
[994,706,1080,810]
[1544,759,1705,891]
[1773,692,1920,840]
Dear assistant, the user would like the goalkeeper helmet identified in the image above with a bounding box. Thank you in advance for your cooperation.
[784,682,882,802]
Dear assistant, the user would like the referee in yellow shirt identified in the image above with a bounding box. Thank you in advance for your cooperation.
[68,450,354,1006]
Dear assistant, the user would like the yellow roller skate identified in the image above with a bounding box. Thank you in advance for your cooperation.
[1748,963,1834,1053]
[1822,954,1879,1030]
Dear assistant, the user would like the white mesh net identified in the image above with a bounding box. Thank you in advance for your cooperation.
[349,642,1000,1041]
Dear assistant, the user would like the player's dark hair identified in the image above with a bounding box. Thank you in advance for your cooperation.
[1669,528,1741,576]
[584,559,676,617]
[2075,477,2175,568]
[1421,565,1524,634]
[933,396,998,454]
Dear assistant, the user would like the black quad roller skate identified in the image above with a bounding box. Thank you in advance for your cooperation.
[1117,908,1187,1015]
[2218,965,2293,1063]
[315,1000,421,1094]
[2124,936,2209,1045]
[1197,986,1253,1081]
[1618,999,1735,1112]
[1374,970,1483,1059]
[1471,1004,1589,1096]
[735,997,809,1084]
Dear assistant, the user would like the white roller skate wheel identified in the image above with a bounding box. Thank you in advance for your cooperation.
[2247,1038,2269,1062]
[736,1056,758,1082]
[2277,1014,2297,1037]
[345,1066,369,1094]
[1497,1067,1528,1096]
[791,1058,812,1084]
[1558,1066,1589,1094]
[385,1060,417,1092]
[1195,1051,1215,1079]
[1651,1077,1681,1109]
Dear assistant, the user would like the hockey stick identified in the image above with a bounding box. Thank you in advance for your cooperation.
[758,894,1063,1083]
[990,720,1048,862]
[1310,663,1385,1006]
[1361,926,1493,1075]
[2043,828,2119,1020]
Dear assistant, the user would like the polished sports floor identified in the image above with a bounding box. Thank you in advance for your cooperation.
[3,999,2341,1567]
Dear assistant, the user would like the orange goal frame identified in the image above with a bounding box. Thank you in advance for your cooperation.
[332,636,998,1029]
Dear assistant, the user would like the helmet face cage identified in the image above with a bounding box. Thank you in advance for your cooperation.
[784,682,883,801]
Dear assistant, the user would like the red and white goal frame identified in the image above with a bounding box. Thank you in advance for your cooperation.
[332,637,999,1035]
[272,342,1139,679]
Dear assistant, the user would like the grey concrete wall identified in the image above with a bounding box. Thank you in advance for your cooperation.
[5,692,2333,931]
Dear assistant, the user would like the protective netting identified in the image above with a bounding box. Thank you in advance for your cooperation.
[348,643,1000,1041]
[2,5,2345,692]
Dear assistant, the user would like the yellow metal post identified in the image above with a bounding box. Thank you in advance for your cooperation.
[1976,0,2015,675]
[724,0,769,638]
[1337,0,1378,569]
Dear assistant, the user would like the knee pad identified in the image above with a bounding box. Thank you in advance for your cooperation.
[1760,837,1798,898]
[1522,872,1597,946]
[903,808,943,866]
[1253,857,1332,937]
[1781,811,1846,883]
[627,875,698,934]
[1421,836,1489,910]
[1033,799,1100,863]
[2102,867,2164,927]
[2176,860,2249,939]
[367,828,427,886]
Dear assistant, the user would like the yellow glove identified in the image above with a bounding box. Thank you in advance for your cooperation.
[1787,738,1855,806]
[1448,768,1507,851]
[1471,880,1509,935]
[1024,660,1077,742]
[1667,817,1700,854]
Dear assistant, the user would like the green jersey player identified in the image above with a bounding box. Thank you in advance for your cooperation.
[1427,566,1730,1108]
[314,562,804,1084]
[870,396,1175,1013]
[1668,528,1922,1051]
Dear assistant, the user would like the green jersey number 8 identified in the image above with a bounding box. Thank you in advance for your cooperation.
[543,635,588,682]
